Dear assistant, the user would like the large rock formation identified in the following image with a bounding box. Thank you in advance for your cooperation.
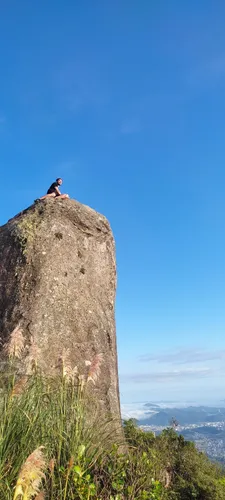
[0,198,121,421]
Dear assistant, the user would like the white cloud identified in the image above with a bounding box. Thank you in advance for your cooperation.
[120,367,213,384]
[139,348,225,365]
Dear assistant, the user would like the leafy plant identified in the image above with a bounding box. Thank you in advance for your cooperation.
[0,329,225,499]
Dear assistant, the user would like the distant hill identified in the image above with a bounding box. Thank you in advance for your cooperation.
[139,406,225,426]
[144,403,161,409]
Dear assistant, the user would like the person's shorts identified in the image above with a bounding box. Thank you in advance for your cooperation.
[47,189,59,196]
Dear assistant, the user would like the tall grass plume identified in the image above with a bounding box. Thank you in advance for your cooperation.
[87,353,103,385]
[13,447,46,500]
[4,325,25,359]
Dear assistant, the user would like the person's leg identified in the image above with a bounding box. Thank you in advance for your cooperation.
[55,194,69,199]
[35,193,69,203]
[39,192,56,200]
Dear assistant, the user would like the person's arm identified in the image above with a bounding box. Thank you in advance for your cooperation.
[55,186,61,195]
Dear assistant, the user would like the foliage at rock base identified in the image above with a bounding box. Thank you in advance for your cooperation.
[0,367,225,499]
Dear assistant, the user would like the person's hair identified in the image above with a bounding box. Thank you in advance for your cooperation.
[56,178,62,182]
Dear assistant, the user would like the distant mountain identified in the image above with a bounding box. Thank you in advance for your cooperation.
[139,406,225,426]
[141,410,170,426]
[144,403,160,409]
[144,401,179,405]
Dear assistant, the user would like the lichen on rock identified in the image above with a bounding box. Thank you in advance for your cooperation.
[11,204,44,256]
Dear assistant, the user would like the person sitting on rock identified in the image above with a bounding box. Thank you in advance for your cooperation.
[36,178,69,201]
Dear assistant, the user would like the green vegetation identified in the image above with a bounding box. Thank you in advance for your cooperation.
[11,205,43,256]
[0,329,225,499]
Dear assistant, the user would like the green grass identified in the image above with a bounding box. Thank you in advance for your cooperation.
[1,334,225,499]
[0,367,121,500]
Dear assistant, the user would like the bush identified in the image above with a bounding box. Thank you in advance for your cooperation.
[0,331,225,499]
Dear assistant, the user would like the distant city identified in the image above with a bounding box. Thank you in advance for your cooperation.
[121,401,225,463]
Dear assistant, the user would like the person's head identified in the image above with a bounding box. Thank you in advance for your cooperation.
[56,178,63,185]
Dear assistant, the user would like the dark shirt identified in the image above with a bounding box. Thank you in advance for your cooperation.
[47,182,59,195]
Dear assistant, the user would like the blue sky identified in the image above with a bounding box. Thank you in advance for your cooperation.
[1,1,225,403]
